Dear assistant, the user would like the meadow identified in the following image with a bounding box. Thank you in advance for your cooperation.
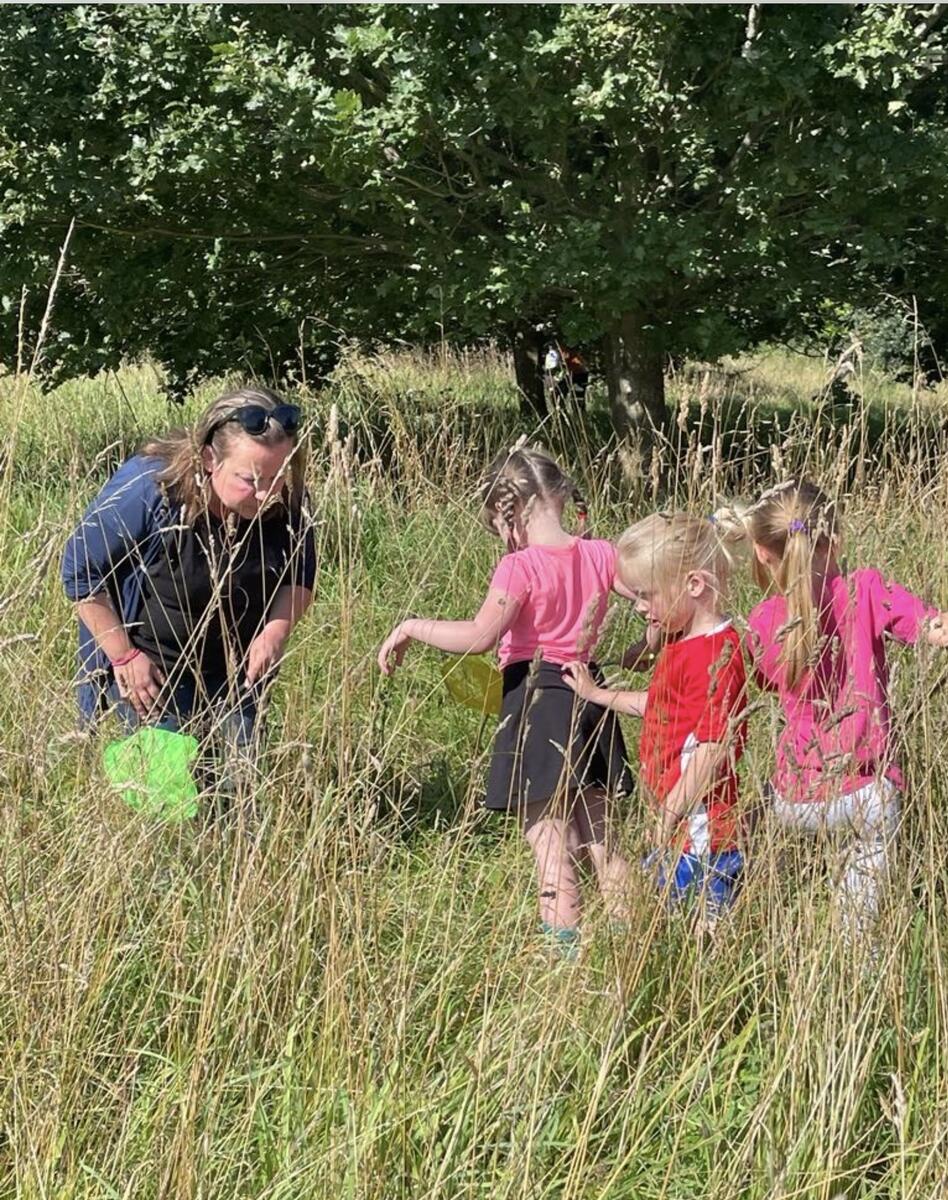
[1,345,947,1199]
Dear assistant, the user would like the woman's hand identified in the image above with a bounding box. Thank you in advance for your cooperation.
[115,652,165,719]
[561,661,601,702]
[245,625,288,687]
[378,621,414,676]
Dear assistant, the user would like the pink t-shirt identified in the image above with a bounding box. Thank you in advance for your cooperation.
[746,568,936,804]
[489,538,616,669]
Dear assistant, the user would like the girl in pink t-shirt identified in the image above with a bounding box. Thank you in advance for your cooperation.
[733,479,948,939]
[378,447,633,956]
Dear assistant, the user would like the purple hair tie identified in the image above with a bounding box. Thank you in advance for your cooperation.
[788,518,808,535]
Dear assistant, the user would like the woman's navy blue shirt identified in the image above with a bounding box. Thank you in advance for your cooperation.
[61,455,316,723]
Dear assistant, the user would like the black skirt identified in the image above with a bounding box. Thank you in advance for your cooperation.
[484,660,634,812]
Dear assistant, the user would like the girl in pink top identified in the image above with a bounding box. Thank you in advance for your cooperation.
[378,447,633,956]
[735,479,948,939]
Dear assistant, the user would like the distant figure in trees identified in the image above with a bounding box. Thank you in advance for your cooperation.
[543,342,590,408]
[813,342,861,415]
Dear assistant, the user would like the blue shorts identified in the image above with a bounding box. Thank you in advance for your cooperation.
[646,849,744,915]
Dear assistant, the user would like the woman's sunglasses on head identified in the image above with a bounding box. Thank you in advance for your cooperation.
[204,404,301,445]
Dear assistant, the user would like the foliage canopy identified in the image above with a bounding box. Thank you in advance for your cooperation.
[1,3,946,421]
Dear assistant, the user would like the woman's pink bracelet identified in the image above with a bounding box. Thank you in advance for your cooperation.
[110,647,141,668]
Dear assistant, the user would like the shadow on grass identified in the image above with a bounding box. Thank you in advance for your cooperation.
[335,753,506,847]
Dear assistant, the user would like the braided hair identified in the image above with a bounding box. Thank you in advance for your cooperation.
[479,446,587,547]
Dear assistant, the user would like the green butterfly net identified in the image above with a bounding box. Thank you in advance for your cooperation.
[102,727,200,821]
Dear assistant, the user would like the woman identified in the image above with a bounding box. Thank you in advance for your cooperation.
[62,385,315,784]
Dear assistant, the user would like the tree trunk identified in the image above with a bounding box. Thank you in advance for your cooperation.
[604,310,666,454]
[511,320,547,420]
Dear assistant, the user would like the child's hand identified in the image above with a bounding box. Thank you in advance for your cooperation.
[653,807,683,852]
[927,612,948,649]
[621,635,652,671]
[561,660,599,701]
[378,622,414,675]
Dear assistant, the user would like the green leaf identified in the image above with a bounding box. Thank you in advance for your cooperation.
[332,88,363,120]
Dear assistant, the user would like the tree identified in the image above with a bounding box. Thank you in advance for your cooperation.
[355,3,948,442]
[1,4,946,446]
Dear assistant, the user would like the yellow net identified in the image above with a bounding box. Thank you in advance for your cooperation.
[440,655,503,716]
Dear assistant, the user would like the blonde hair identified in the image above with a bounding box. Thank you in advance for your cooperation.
[141,385,307,523]
[722,479,839,689]
[478,446,586,543]
[616,513,746,608]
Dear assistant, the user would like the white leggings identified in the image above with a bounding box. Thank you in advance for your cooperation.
[772,780,901,937]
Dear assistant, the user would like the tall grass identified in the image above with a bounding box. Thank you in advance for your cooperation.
[0,346,947,1198]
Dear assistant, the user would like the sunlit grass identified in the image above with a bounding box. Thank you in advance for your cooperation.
[0,346,946,1197]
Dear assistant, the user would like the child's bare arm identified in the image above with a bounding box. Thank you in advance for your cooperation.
[602,688,649,717]
[561,661,648,716]
[378,588,519,675]
[657,740,728,846]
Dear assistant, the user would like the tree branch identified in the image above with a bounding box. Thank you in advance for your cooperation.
[742,4,762,58]
[56,218,408,254]
[914,3,947,41]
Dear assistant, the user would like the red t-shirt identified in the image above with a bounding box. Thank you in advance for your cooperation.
[639,622,747,853]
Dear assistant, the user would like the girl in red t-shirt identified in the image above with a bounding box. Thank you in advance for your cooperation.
[565,513,748,921]
[379,447,634,958]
